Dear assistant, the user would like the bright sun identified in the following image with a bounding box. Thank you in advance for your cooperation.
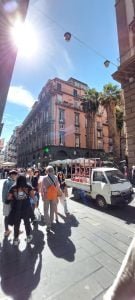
[11,20,38,58]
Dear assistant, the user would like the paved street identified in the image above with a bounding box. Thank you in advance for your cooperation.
[0,179,135,300]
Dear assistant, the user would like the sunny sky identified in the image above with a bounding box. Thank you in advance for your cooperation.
[1,0,119,144]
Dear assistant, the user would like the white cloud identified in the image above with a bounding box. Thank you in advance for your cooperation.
[7,86,35,108]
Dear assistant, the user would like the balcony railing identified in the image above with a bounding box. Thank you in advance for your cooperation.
[56,100,82,111]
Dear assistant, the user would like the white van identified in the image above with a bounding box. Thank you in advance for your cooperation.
[66,167,134,208]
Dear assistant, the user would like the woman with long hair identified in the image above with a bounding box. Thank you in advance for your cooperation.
[8,174,35,245]
[57,171,70,217]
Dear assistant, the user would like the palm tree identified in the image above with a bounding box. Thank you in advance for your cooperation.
[116,105,124,160]
[81,88,99,149]
[99,83,121,158]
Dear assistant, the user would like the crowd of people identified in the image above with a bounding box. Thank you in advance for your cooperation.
[2,166,70,246]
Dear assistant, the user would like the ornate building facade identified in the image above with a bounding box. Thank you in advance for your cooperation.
[17,77,112,167]
[4,126,20,163]
[0,0,29,136]
[113,0,135,167]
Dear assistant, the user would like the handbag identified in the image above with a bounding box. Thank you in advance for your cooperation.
[57,188,63,197]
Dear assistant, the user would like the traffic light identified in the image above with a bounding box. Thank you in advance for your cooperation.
[43,147,49,153]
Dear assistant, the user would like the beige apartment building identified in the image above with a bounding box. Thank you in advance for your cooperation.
[17,77,112,167]
[113,0,135,167]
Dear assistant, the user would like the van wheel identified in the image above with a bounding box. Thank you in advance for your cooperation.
[96,196,107,209]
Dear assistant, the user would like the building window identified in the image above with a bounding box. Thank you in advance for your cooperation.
[45,133,48,144]
[45,110,48,122]
[75,134,80,147]
[74,100,80,109]
[59,109,65,122]
[60,123,65,130]
[75,112,80,126]
[109,145,113,152]
[97,131,102,138]
[75,126,79,133]
[109,138,113,145]
[43,111,46,122]
[57,83,61,92]
[98,140,103,149]
[59,132,65,145]
[57,94,63,103]
[73,89,77,97]
[97,122,102,130]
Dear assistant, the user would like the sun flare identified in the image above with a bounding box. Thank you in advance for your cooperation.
[11,20,38,58]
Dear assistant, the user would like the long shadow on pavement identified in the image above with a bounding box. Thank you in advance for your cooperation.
[0,229,45,300]
[47,214,79,262]
[71,195,135,225]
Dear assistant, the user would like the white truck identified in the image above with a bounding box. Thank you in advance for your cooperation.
[66,159,134,208]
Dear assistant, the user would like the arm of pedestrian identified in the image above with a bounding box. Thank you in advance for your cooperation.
[29,189,35,198]
[7,192,14,202]
[40,178,47,200]
[2,181,7,202]
[103,236,135,300]
[38,178,41,193]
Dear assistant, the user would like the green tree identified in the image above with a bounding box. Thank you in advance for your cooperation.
[99,83,121,157]
[116,106,124,159]
[81,88,99,149]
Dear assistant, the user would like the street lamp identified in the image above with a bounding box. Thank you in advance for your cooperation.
[104,60,110,68]
[64,32,72,41]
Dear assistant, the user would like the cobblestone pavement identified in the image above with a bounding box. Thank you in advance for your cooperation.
[0,180,135,300]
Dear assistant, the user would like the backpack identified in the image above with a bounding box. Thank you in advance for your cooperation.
[46,175,58,200]
[46,185,58,200]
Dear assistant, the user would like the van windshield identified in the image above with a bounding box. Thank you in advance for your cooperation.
[105,170,128,184]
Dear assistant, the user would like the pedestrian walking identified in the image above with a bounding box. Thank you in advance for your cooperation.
[2,169,18,237]
[26,168,34,185]
[7,174,35,245]
[41,165,59,232]
[131,165,135,186]
[31,169,40,206]
[57,171,70,216]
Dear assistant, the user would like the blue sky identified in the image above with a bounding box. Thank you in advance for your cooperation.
[2,0,119,143]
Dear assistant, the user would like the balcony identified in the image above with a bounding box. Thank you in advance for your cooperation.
[56,100,72,108]
[56,100,82,111]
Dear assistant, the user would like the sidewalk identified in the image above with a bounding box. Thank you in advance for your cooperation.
[0,188,134,300]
